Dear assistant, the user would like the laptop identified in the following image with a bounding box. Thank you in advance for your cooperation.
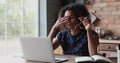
[20,37,68,63]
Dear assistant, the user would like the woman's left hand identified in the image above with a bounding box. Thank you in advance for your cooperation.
[79,17,91,30]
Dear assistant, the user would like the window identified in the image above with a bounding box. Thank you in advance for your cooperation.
[0,0,38,55]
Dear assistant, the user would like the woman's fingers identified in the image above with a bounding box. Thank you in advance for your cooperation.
[79,17,87,22]
[79,17,91,26]
[53,16,69,30]
[78,17,91,30]
[59,16,69,24]
[54,17,68,27]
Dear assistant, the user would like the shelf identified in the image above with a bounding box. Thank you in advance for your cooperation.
[99,39,120,44]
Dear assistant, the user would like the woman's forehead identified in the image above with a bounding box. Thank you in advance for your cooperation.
[64,10,75,17]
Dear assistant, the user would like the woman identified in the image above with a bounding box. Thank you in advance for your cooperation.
[48,3,99,56]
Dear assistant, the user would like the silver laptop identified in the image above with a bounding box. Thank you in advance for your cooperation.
[20,37,56,63]
[20,37,68,63]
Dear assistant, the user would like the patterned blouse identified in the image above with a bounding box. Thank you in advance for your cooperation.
[56,29,98,56]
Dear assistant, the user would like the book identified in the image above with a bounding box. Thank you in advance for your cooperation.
[75,55,113,63]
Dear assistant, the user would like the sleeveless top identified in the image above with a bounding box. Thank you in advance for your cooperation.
[56,29,98,56]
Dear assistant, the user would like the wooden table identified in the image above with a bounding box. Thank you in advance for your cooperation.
[0,54,116,63]
[0,55,77,63]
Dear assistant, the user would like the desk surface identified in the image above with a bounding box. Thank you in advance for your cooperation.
[0,54,116,63]
[0,55,77,63]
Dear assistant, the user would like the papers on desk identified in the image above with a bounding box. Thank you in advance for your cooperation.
[75,55,113,63]
[55,57,68,63]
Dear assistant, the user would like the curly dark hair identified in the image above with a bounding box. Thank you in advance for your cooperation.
[58,3,90,18]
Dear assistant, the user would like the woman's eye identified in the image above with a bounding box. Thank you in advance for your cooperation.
[71,16,76,19]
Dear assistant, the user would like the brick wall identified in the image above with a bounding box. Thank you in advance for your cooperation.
[89,0,120,36]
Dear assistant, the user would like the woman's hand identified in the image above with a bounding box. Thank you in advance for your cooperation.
[52,16,68,30]
[48,16,68,40]
[78,17,91,30]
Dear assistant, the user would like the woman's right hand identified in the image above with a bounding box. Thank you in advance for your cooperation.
[52,16,68,30]
[48,16,68,39]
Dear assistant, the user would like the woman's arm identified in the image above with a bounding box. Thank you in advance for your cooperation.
[86,29,99,56]
[48,21,61,50]
[48,27,61,50]
[48,17,67,50]
[48,17,67,40]
[48,26,59,41]
[79,17,99,56]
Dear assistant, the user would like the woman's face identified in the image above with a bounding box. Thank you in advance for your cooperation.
[64,10,79,29]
